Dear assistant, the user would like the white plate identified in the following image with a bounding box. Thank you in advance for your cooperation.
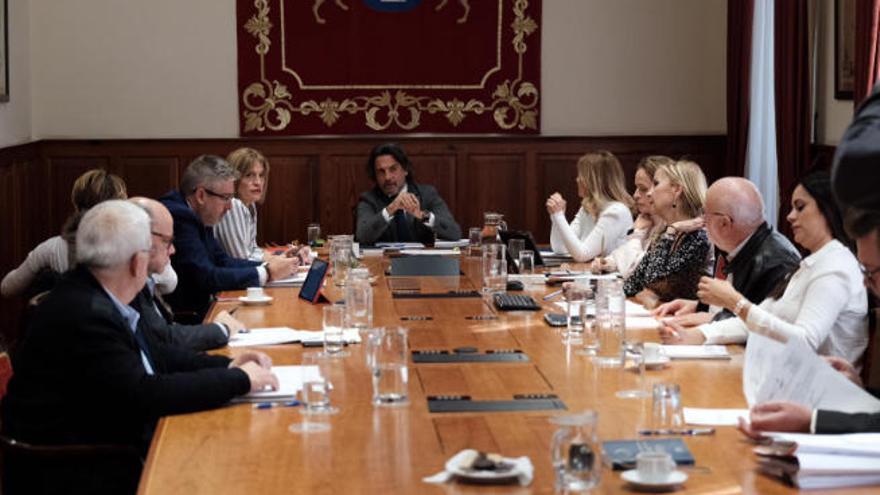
[238,295,273,305]
[445,449,520,483]
[645,356,671,370]
[621,469,687,491]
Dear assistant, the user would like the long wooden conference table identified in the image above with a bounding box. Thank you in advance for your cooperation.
[138,254,872,494]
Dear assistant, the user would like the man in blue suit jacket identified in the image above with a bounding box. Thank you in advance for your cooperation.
[159,155,297,317]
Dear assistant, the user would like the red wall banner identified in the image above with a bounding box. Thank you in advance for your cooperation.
[236,0,541,135]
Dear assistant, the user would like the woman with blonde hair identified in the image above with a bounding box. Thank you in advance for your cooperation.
[546,151,634,262]
[1,169,128,297]
[215,147,273,262]
[623,159,711,305]
[592,155,674,277]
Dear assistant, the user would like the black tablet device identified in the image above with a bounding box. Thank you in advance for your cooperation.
[298,258,330,303]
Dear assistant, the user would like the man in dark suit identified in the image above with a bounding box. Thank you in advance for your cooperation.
[131,197,244,351]
[159,155,298,317]
[355,143,461,245]
[653,177,801,344]
[1,200,277,492]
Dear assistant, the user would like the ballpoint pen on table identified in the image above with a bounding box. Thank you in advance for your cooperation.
[254,400,300,410]
[543,289,564,301]
[637,428,715,436]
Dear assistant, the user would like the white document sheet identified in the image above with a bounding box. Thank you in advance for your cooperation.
[660,345,731,360]
[683,407,749,426]
[552,300,652,317]
[766,432,880,457]
[231,365,322,402]
[376,242,425,249]
[399,249,460,256]
[265,271,308,287]
[751,335,880,412]
[228,327,362,348]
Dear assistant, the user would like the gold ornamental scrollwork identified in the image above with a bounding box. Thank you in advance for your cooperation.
[241,0,539,132]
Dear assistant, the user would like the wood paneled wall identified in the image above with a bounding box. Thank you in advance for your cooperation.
[1,135,726,347]
[36,136,727,244]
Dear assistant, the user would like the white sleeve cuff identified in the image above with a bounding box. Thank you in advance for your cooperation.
[382,208,393,223]
[423,211,436,228]
[810,409,818,433]
[698,319,748,345]
[257,265,268,286]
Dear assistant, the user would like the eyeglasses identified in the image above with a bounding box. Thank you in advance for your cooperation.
[202,188,234,203]
[151,231,175,249]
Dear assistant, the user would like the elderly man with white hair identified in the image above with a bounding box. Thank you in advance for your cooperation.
[1,200,277,492]
[653,177,801,344]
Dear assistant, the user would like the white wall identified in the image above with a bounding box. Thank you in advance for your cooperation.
[815,0,854,145]
[28,0,727,139]
[543,0,727,135]
[0,0,31,148]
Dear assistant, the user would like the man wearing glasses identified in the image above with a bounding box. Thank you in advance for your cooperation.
[160,155,298,318]
[654,177,801,344]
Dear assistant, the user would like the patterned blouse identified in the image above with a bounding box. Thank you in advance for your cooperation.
[623,228,712,301]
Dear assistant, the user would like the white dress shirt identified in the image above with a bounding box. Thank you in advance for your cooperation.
[700,240,868,367]
[549,202,633,262]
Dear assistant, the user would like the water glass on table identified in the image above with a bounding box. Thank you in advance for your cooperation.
[550,411,602,493]
[368,327,409,407]
[652,383,683,429]
[507,238,526,265]
[518,249,535,275]
[615,342,649,399]
[323,305,348,357]
[468,227,482,256]
[481,244,507,294]
[344,275,373,332]
[289,352,337,433]
[307,223,321,247]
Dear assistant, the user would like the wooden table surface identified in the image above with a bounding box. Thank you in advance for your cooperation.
[137,255,873,494]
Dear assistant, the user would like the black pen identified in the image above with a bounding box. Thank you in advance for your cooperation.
[638,427,715,436]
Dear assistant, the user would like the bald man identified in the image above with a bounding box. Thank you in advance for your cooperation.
[654,177,801,344]
[130,197,244,351]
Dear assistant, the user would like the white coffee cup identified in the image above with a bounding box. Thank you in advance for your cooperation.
[635,451,675,482]
[246,287,265,300]
[643,342,662,362]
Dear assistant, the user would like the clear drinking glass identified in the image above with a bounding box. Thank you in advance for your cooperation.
[593,279,625,367]
[468,227,482,256]
[344,275,373,333]
[652,383,683,428]
[289,352,337,433]
[369,327,409,407]
[307,223,321,247]
[508,238,526,265]
[322,305,348,357]
[565,283,590,339]
[481,243,507,294]
[518,250,535,275]
[550,411,602,493]
[616,342,649,399]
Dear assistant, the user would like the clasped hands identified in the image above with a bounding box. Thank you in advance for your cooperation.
[229,351,279,393]
[545,192,566,215]
[386,192,426,220]
[652,276,744,344]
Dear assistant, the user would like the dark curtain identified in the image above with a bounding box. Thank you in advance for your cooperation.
[725,0,755,178]
[854,0,880,107]
[774,0,812,235]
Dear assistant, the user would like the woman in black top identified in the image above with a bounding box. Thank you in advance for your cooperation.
[623,160,711,305]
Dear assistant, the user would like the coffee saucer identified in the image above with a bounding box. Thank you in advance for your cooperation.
[644,356,671,370]
[621,469,687,491]
[238,295,273,305]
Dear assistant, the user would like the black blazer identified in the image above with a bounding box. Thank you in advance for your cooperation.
[699,222,801,321]
[1,267,249,451]
[132,286,229,351]
[355,182,461,245]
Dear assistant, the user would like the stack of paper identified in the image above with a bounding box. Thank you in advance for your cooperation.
[660,345,730,360]
[683,407,749,426]
[228,327,362,348]
[757,433,880,489]
[231,365,323,403]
